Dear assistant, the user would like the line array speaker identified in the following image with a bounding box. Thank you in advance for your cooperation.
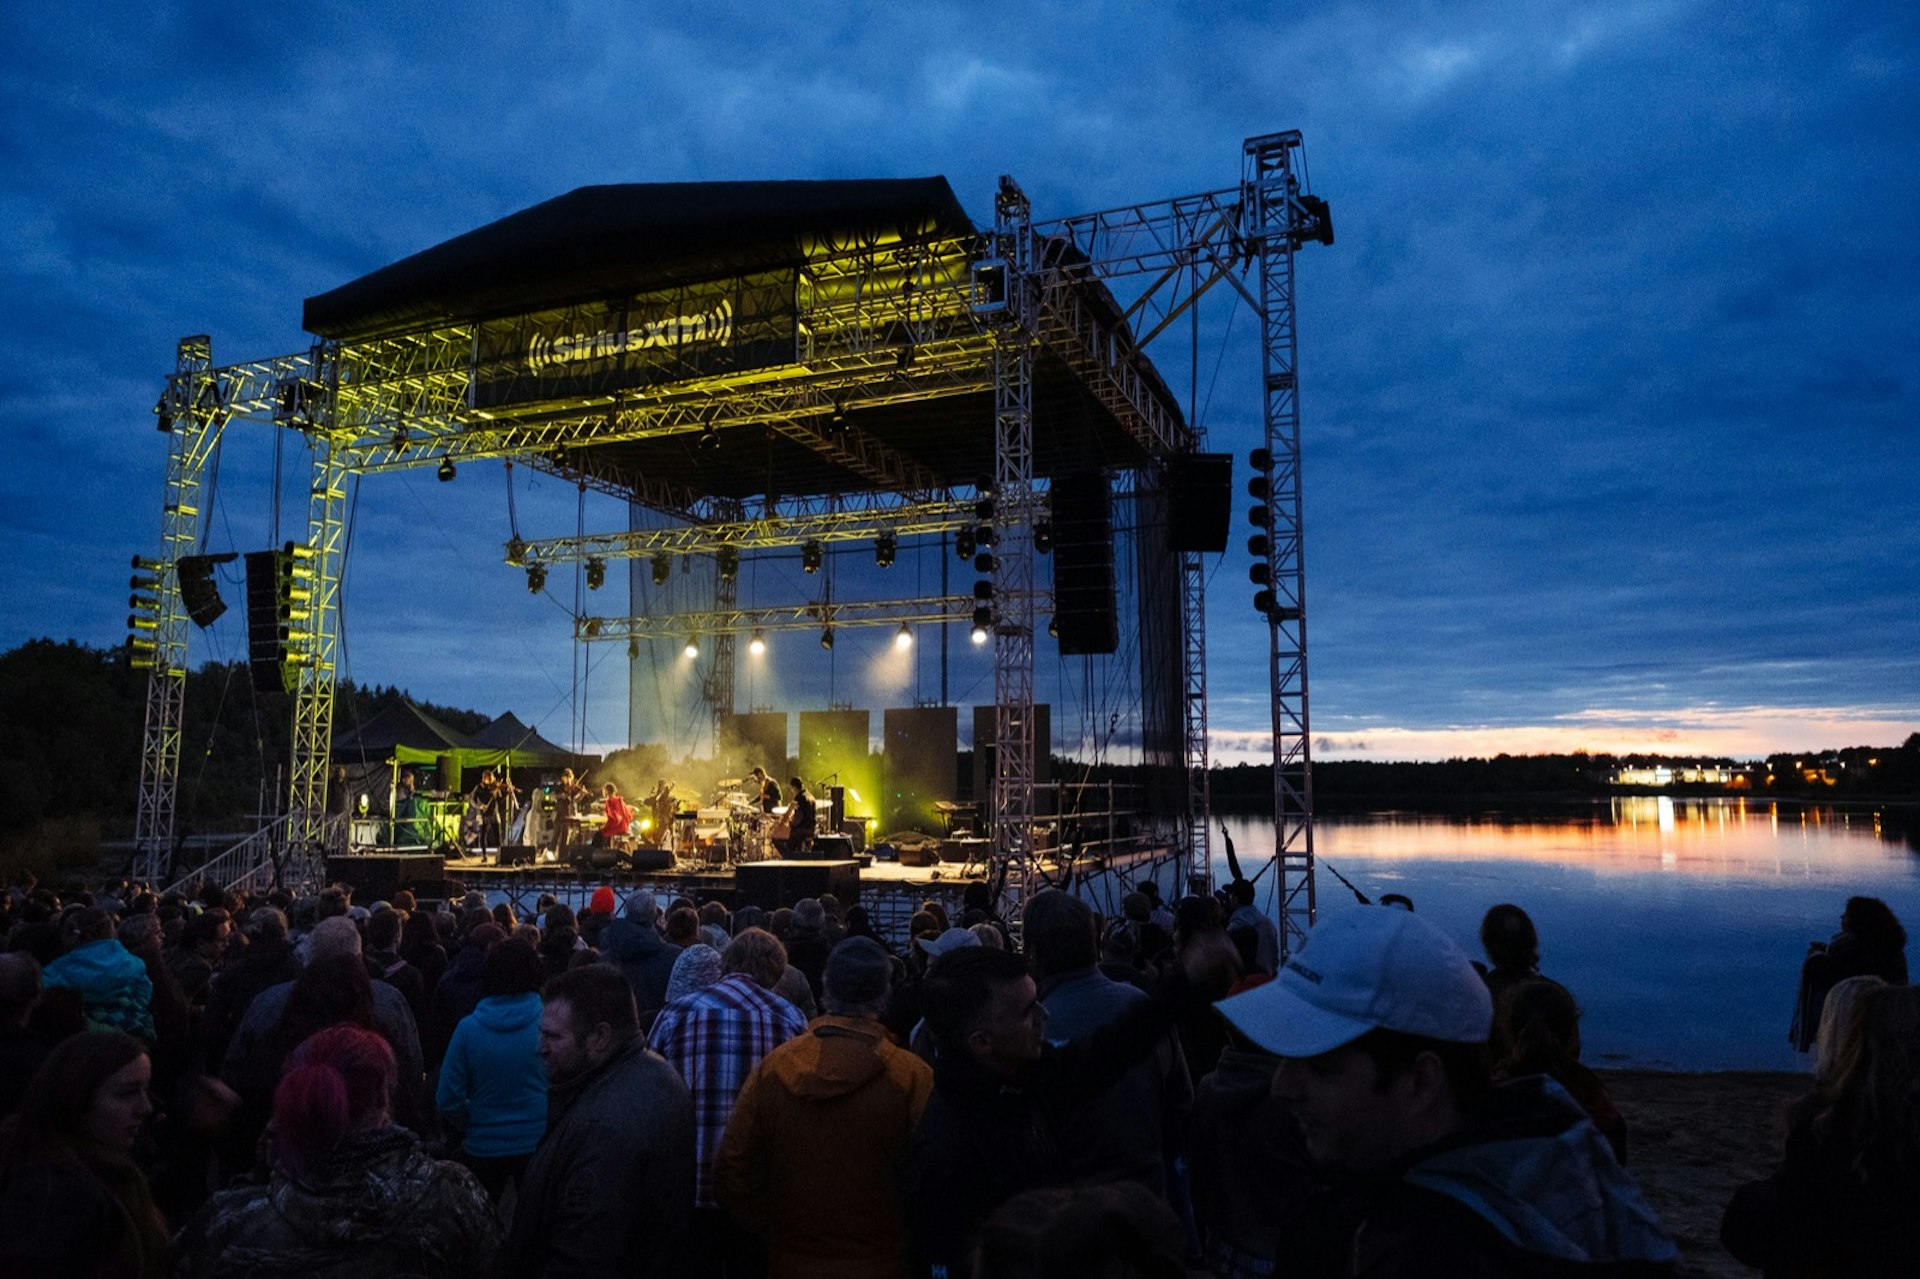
[1164,453,1234,552]
[1050,471,1117,655]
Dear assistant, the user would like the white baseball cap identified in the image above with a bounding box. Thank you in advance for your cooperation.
[1217,907,1492,1057]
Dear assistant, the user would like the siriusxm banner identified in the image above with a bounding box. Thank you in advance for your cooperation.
[471,270,797,409]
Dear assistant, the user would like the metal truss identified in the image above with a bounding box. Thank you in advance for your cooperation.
[515,496,979,567]
[574,594,981,642]
[1246,131,1318,958]
[1180,548,1212,890]
[986,177,1041,891]
[132,336,226,883]
[704,558,739,752]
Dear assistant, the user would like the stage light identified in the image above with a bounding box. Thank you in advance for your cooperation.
[437,457,456,483]
[1250,447,1273,471]
[626,637,640,661]
[894,623,913,651]
[802,540,823,573]
[974,552,997,574]
[828,398,849,436]
[583,617,603,637]
[717,546,739,581]
[390,428,410,455]
[505,537,528,566]
[1247,476,1270,501]
[973,580,994,602]
[652,554,671,586]
[1047,615,1059,638]
[820,626,835,651]
[586,557,606,591]
[699,423,720,451]
[970,607,991,646]
[1033,521,1053,554]
[1247,505,1271,529]
[975,524,995,548]
[1247,533,1270,558]
[875,532,897,568]
[683,638,700,660]
[526,563,547,595]
[749,630,766,656]
[153,392,172,434]
[955,528,976,560]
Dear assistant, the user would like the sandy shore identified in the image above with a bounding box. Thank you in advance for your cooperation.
[1599,1069,1809,1279]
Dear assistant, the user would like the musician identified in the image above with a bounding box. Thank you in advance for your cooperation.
[782,777,817,857]
[598,782,633,846]
[648,779,676,839]
[750,766,781,813]
[554,767,588,859]
[468,769,503,855]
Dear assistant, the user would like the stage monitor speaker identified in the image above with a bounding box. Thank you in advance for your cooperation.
[894,843,941,867]
[1050,470,1117,655]
[630,847,675,872]
[1164,453,1234,552]
[324,852,446,903]
[587,848,625,872]
[498,844,537,867]
[812,833,854,860]
[734,860,860,911]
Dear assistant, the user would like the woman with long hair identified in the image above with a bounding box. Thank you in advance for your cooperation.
[0,1031,170,1276]
[1724,984,1920,1276]
[176,1024,498,1275]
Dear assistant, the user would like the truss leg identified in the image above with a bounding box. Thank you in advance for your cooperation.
[1181,548,1212,892]
[1246,132,1316,959]
[134,336,223,885]
[287,353,349,887]
[987,176,1039,893]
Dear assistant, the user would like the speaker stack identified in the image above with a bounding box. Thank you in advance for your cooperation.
[1050,470,1118,655]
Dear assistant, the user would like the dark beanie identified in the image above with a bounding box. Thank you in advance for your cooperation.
[824,936,892,1010]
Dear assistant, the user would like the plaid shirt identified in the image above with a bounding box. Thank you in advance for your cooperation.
[648,971,808,1207]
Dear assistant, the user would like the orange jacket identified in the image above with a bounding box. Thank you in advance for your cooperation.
[715,1014,933,1279]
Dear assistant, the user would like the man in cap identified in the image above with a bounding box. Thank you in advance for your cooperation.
[717,937,932,1278]
[1216,907,1679,1276]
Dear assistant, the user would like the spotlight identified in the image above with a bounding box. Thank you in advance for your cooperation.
[749,630,767,656]
[1034,521,1053,554]
[975,524,995,548]
[820,626,835,651]
[802,540,824,573]
[973,580,994,602]
[1247,476,1271,501]
[683,638,700,660]
[717,545,740,582]
[894,623,913,651]
[526,563,547,595]
[699,423,720,451]
[652,554,671,586]
[153,392,172,434]
[583,617,602,637]
[955,527,976,560]
[437,456,456,483]
[585,557,606,590]
[875,532,897,568]
[970,606,992,646]
[828,398,849,436]
[1047,616,1059,638]
[505,537,528,566]
[626,637,640,661]
[973,552,997,574]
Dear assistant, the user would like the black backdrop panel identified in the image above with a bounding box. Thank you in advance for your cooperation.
[719,712,789,782]
[1050,471,1117,655]
[970,704,1053,810]
[882,706,958,835]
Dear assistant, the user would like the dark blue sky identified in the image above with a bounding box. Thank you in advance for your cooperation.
[3,1,1915,761]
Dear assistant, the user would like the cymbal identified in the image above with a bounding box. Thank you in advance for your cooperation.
[716,777,742,787]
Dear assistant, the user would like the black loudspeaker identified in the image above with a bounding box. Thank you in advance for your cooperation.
[1050,471,1117,655]
[498,844,537,867]
[630,846,675,872]
[244,550,285,694]
[588,848,626,871]
[176,553,231,628]
[895,843,941,867]
[324,852,446,903]
[1164,453,1233,552]
[812,833,855,860]
[734,860,860,911]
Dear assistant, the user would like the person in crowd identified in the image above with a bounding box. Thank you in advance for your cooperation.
[204,905,299,1070]
[436,937,548,1201]
[971,1181,1190,1279]
[164,908,230,1008]
[814,894,847,946]
[1218,907,1679,1276]
[1116,891,1172,968]
[1791,896,1909,1052]
[716,936,933,1279]
[400,908,449,994]
[784,898,832,1003]
[959,881,1012,948]
[504,964,695,1275]
[1811,973,1885,1086]
[601,890,683,1018]
[0,954,50,1120]
[1723,984,1920,1278]
[664,943,725,1008]
[223,919,426,1144]
[843,904,883,944]
[906,926,1239,1276]
[427,919,506,1066]
[43,907,154,1040]
[650,926,808,1264]
[1166,895,1232,1079]
[364,906,427,1028]
[0,1032,169,1277]
[1493,977,1628,1164]
[1022,888,1191,1197]
[176,1025,498,1275]
[1475,903,1573,1057]
[665,905,702,949]
[1223,879,1280,976]
[536,902,580,979]
[1186,978,1314,1279]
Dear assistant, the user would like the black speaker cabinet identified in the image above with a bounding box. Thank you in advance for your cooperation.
[498,844,537,867]
[734,860,860,911]
[1164,452,1233,552]
[324,852,446,903]
[630,846,675,872]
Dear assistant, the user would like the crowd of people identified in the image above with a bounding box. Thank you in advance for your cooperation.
[0,867,1909,1277]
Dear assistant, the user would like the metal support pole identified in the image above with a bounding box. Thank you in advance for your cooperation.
[1180,547,1212,891]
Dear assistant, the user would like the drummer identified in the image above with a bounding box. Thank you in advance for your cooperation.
[750,766,781,813]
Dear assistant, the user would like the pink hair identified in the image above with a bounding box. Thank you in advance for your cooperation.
[272,1024,397,1176]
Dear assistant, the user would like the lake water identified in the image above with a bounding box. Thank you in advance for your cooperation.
[1216,800,1920,1072]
